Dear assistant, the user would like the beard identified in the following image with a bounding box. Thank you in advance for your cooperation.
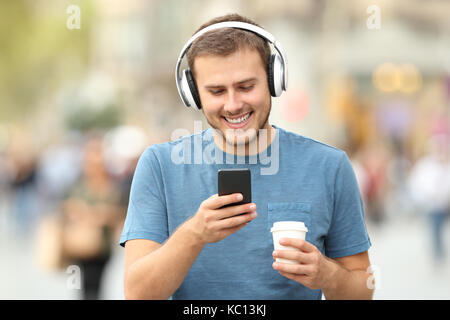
[204,100,272,148]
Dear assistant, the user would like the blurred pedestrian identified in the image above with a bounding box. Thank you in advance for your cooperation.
[102,125,148,220]
[359,141,389,225]
[35,132,83,216]
[6,143,39,234]
[408,134,450,264]
[60,135,125,299]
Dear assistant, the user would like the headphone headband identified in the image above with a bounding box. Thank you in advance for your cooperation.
[175,21,288,107]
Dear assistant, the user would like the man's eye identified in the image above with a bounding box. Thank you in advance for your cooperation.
[210,90,224,95]
[240,85,254,91]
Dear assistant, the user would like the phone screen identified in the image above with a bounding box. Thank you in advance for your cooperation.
[218,168,252,210]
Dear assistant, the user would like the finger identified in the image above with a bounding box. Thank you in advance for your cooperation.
[216,202,256,220]
[217,220,250,240]
[213,211,257,230]
[273,250,314,265]
[279,271,308,284]
[279,238,315,253]
[272,261,313,275]
[204,193,243,210]
[220,220,249,236]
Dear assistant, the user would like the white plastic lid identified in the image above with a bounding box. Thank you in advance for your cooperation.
[270,221,308,233]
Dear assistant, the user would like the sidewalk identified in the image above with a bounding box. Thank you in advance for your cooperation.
[367,214,450,299]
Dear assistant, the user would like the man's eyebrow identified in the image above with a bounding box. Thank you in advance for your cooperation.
[204,77,258,89]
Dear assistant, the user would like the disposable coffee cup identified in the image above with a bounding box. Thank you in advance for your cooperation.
[270,221,308,264]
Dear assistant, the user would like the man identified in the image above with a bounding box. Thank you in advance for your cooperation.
[120,13,373,300]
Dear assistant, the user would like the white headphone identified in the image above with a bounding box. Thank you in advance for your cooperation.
[175,21,288,110]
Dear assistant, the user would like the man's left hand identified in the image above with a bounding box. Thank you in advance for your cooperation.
[272,238,336,290]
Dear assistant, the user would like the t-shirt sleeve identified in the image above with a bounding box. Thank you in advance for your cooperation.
[325,152,372,258]
[119,146,168,247]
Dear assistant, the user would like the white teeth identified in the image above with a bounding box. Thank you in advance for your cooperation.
[225,113,250,124]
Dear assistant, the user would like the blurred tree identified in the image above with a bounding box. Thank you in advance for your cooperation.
[0,1,93,122]
[66,103,121,132]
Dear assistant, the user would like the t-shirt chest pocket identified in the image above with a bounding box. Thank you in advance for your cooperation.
[267,202,312,242]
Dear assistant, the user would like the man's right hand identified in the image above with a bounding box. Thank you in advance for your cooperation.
[187,193,257,244]
[124,193,257,299]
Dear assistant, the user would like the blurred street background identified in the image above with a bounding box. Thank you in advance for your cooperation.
[0,0,449,299]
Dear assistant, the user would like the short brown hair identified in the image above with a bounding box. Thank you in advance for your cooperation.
[186,13,271,77]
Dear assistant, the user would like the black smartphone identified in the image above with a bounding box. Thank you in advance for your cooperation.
[218,168,252,212]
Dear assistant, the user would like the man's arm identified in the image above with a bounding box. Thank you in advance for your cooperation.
[321,251,373,300]
[124,219,205,300]
[272,239,374,300]
[124,193,258,299]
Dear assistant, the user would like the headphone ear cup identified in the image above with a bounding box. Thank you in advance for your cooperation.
[267,54,276,97]
[181,69,202,109]
[185,69,202,109]
[271,53,284,97]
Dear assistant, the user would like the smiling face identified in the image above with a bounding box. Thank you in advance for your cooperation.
[194,48,272,151]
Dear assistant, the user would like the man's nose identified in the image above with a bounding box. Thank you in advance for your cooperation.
[223,90,244,114]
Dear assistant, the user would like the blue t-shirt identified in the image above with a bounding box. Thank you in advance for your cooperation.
[119,125,371,300]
